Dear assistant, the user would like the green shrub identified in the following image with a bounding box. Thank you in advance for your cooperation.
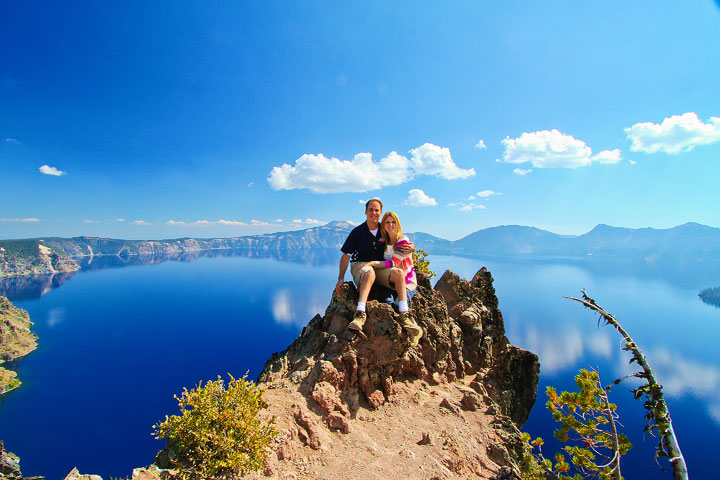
[152,373,277,479]
[413,248,436,280]
[521,369,632,480]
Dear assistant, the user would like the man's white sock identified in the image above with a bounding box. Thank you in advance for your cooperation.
[356,302,366,312]
[398,301,408,313]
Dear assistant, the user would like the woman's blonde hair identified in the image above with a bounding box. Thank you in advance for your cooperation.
[380,211,403,245]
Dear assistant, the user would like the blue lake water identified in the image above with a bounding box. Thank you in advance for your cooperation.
[1,251,718,479]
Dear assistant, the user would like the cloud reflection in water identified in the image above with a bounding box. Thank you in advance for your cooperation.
[271,286,331,328]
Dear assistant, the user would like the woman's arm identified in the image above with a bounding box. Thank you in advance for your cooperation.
[369,260,393,268]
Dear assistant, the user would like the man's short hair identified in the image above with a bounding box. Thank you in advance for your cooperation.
[365,198,383,211]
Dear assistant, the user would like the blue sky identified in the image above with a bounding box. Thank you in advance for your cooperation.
[2,1,720,240]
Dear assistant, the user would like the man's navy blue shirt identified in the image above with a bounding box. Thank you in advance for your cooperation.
[341,222,384,262]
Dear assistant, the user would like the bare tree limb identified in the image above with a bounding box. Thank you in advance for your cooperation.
[565,291,689,480]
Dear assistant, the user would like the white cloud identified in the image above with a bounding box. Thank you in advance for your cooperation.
[251,219,272,226]
[403,189,437,207]
[591,149,622,164]
[477,190,500,198]
[474,139,487,150]
[115,218,126,222]
[0,217,40,222]
[450,190,498,210]
[501,129,622,168]
[305,218,325,225]
[275,218,283,223]
[625,112,720,154]
[133,220,152,225]
[218,219,248,226]
[268,143,473,194]
[292,219,302,224]
[39,164,66,176]
[513,168,532,176]
[247,182,254,187]
[82,219,99,223]
[167,219,249,227]
[5,138,20,144]
[459,203,486,211]
[408,143,475,180]
[268,151,409,193]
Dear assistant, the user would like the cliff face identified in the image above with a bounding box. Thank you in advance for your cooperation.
[0,296,38,394]
[238,268,539,479]
[0,222,357,278]
[0,241,80,278]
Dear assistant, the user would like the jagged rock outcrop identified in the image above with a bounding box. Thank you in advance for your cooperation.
[260,268,538,426]
[0,296,38,394]
[0,441,43,480]
[246,267,539,479]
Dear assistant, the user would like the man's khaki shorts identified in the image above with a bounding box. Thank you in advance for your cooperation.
[350,262,395,290]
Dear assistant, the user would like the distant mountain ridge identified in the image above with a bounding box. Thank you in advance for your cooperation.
[1,221,719,277]
[420,221,720,265]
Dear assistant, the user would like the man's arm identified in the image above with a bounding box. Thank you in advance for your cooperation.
[397,241,416,254]
[335,253,351,294]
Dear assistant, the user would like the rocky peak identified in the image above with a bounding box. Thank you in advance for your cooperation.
[247,268,539,479]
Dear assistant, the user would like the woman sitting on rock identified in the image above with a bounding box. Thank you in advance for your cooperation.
[369,211,422,339]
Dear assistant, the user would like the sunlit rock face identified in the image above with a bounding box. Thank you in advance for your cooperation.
[0,242,81,278]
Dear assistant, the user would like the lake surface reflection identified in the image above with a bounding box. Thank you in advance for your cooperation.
[1,250,718,479]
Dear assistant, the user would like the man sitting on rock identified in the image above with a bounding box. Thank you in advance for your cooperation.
[335,199,414,333]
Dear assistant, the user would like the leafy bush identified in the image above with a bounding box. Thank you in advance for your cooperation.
[152,373,277,479]
[413,248,436,280]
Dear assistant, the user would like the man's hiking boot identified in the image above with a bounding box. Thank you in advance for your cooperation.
[348,310,367,332]
[399,311,422,338]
